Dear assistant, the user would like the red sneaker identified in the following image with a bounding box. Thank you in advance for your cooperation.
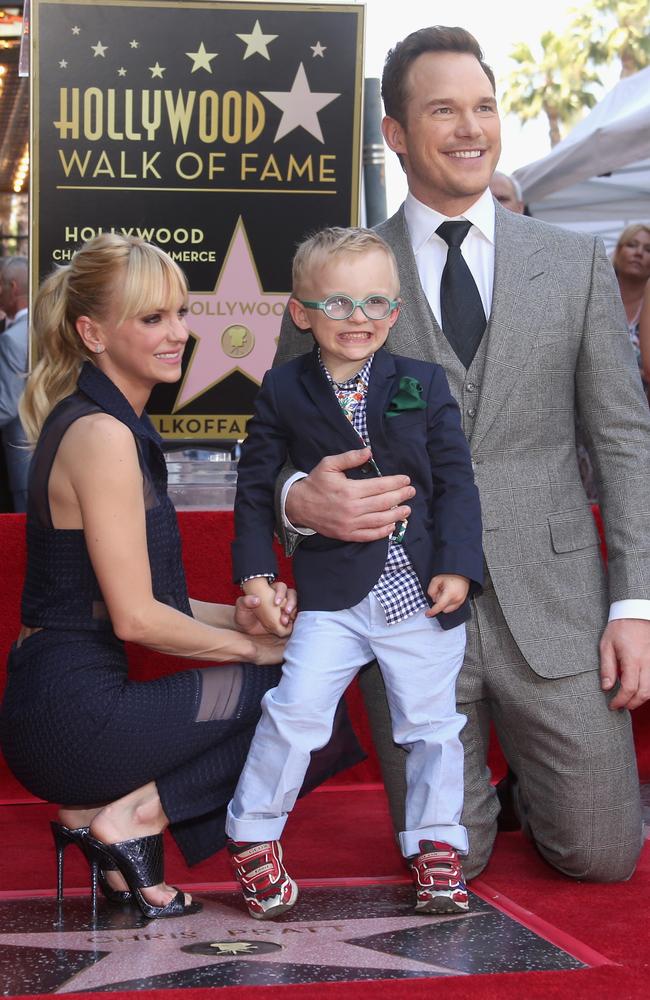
[227,840,298,920]
[409,840,469,914]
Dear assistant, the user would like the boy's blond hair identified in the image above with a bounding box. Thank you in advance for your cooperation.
[292,227,400,297]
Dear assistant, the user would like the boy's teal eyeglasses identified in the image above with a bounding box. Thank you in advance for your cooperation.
[298,294,400,321]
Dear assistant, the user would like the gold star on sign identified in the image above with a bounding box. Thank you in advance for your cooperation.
[236,19,278,60]
[91,41,108,57]
[186,41,218,73]
[149,62,165,78]
[210,942,257,955]
[118,67,127,77]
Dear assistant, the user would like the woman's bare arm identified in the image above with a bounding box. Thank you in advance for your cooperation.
[58,414,283,665]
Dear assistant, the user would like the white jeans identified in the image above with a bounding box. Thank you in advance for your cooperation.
[226,594,468,857]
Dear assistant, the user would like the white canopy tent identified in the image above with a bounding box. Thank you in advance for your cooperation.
[513,66,650,251]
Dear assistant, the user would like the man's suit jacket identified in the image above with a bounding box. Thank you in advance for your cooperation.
[233,346,483,629]
[0,313,30,511]
[274,202,650,676]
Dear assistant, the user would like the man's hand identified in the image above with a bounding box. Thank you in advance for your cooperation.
[285,447,415,542]
[235,581,297,636]
[600,618,650,710]
[426,574,470,616]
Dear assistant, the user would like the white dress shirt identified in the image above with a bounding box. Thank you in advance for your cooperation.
[404,186,496,327]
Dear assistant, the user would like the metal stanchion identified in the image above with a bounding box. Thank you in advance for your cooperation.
[362,77,387,227]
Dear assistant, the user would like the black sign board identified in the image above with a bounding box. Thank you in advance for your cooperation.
[32,0,364,439]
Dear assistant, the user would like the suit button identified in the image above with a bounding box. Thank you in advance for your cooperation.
[466,382,476,392]
[467,407,476,417]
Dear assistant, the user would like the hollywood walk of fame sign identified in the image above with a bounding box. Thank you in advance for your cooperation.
[31,0,364,439]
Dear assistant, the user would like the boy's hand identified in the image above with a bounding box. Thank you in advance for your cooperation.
[241,578,293,637]
[426,574,470,617]
[235,581,297,634]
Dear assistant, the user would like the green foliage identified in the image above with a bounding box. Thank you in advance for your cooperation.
[502,29,601,145]
[502,0,650,146]
[570,0,650,76]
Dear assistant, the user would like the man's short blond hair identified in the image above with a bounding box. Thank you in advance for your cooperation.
[292,226,400,297]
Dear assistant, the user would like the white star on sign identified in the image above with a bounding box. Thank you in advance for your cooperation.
[92,41,108,57]
[149,62,165,79]
[130,40,139,49]
[118,67,127,77]
[261,63,339,143]
[236,19,278,60]
[311,41,327,58]
[186,41,218,73]
[59,59,68,69]
[71,25,80,35]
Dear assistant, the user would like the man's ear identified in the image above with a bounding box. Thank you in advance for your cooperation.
[288,297,312,332]
[75,315,105,355]
[382,115,407,156]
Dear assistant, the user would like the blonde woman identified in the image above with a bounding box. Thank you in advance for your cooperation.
[0,235,352,919]
[612,223,650,394]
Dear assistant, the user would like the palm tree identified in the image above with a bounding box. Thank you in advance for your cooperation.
[502,30,601,147]
[570,0,650,78]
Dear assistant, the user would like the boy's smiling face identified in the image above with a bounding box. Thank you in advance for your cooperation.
[289,248,401,382]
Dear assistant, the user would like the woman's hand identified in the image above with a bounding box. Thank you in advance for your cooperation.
[234,581,297,635]
[249,631,289,666]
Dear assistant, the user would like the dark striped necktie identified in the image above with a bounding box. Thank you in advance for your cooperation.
[437,219,486,369]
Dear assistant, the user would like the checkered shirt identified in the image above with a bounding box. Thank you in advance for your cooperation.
[320,352,428,625]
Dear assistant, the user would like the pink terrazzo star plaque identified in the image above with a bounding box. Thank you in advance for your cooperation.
[175,218,290,410]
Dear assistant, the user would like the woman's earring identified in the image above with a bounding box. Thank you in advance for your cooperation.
[94,345,104,354]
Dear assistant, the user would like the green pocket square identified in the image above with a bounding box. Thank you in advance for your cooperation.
[385,376,426,418]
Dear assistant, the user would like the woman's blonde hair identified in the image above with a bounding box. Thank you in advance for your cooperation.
[612,223,650,273]
[20,233,188,442]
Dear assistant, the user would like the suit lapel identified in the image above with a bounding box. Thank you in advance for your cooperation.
[299,348,368,450]
[469,204,549,452]
[379,209,441,363]
[365,349,397,452]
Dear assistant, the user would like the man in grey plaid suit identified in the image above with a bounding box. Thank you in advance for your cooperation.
[274,26,650,881]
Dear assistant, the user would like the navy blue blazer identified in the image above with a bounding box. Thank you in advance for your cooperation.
[232,347,483,629]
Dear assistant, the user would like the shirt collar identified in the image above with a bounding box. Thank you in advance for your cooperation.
[317,347,373,389]
[5,307,28,328]
[405,187,496,253]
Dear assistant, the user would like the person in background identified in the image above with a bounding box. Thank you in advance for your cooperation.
[0,256,30,510]
[638,279,650,390]
[488,171,524,214]
[612,224,650,399]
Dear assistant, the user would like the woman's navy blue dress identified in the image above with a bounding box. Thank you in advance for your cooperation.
[0,363,363,864]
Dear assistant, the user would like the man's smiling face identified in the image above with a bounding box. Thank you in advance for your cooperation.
[383,51,501,215]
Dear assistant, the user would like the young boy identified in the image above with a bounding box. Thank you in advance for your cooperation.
[226,227,483,919]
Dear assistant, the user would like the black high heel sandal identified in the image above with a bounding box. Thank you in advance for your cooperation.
[50,822,132,905]
[84,832,202,919]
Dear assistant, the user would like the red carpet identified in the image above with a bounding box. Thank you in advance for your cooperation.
[2,511,650,999]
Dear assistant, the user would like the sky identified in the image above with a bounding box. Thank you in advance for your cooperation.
[359,0,618,212]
